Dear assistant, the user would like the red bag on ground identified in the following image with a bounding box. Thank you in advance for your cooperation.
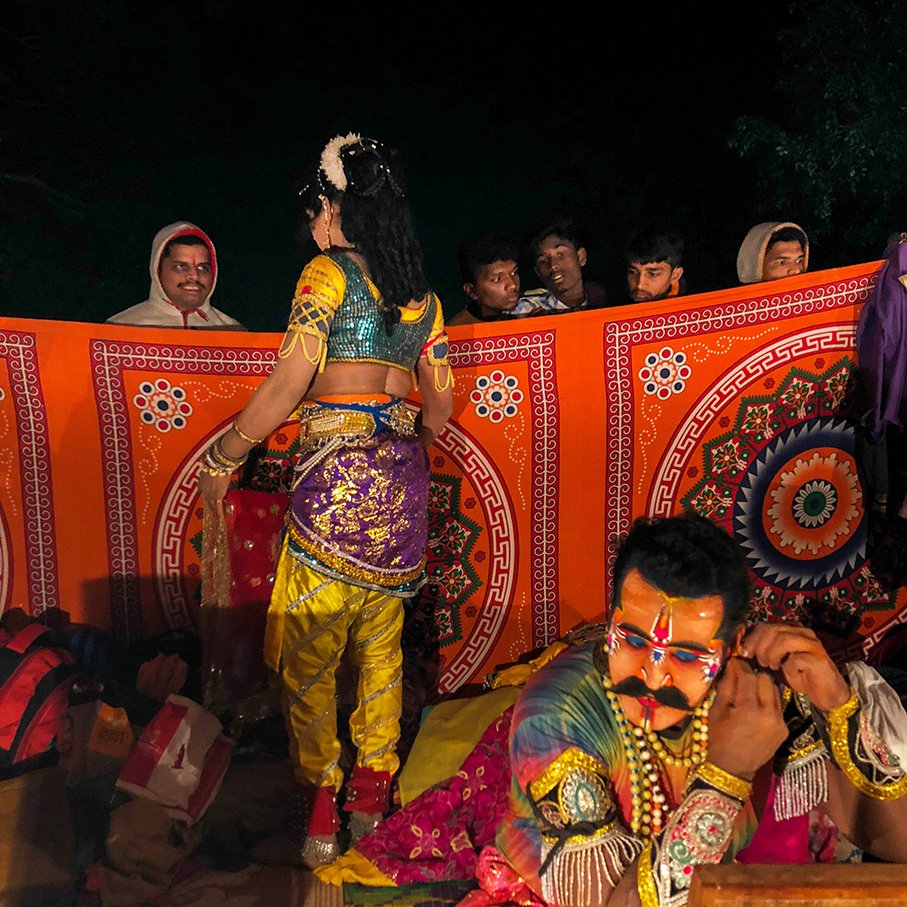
[0,622,78,778]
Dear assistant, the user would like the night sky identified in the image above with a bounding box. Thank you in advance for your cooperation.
[3,3,795,330]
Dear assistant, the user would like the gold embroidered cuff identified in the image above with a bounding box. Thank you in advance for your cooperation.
[694,761,753,802]
[825,687,907,800]
[824,686,860,724]
[528,747,611,803]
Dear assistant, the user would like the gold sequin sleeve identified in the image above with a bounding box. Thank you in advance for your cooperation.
[419,294,453,392]
[278,255,345,369]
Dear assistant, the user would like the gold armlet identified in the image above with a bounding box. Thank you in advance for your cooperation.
[433,363,454,392]
[825,687,907,800]
[694,761,753,801]
[278,326,327,369]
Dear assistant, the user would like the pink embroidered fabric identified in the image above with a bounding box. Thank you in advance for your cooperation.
[734,774,836,865]
[352,708,514,884]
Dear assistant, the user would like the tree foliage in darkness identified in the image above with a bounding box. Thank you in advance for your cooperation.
[731,0,907,262]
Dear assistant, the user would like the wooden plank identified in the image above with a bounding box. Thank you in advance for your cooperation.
[687,864,907,907]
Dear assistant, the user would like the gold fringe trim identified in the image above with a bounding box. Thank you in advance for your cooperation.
[199,502,233,711]
[286,521,425,589]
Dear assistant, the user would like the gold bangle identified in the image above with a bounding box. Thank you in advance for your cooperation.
[214,436,247,466]
[200,440,246,476]
[199,462,233,478]
[695,761,753,801]
[206,438,247,469]
[231,422,263,445]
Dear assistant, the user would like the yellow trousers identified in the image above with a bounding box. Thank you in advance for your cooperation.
[269,552,404,793]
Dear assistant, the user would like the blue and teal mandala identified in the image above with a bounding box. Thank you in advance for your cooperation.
[682,358,889,630]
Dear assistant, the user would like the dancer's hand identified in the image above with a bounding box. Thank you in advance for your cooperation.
[198,470,231,509]
[707,656,788,780]
[741,622,850,712]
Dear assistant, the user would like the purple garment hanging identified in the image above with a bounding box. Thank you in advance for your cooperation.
[855,237,907,440]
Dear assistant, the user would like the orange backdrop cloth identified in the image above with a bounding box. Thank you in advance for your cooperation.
[0,261,900,691]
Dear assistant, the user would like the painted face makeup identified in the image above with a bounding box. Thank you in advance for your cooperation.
[606,567,727,732]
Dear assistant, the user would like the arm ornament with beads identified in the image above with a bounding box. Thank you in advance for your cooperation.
[279,258,343,368]
[639,766,750,907]
[528,748,643,906]
[815,662,907,800]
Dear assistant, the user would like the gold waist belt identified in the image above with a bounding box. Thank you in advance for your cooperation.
[297,400,416,451]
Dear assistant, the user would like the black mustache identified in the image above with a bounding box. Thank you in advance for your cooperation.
[610,676,692,711]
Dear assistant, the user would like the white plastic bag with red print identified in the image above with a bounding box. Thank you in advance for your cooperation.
[115,694,233,825]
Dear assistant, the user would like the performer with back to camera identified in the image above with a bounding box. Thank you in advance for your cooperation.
[198,132,453,869]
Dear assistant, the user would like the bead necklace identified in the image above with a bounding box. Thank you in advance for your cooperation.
[603,679,714,837]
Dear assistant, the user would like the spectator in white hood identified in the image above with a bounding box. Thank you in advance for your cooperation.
[107,222,245,329]
[737,221,809,285]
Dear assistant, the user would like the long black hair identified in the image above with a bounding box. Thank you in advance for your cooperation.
[297,135,428,332]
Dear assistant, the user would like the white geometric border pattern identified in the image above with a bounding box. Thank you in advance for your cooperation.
[430,417,517,693]
[90,341,275,642]
[0,503,10,615]
[450,331,560,647]
[0,331,59,614]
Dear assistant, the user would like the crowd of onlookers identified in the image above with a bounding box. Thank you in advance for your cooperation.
[447,216,808,325]
[104,218,810,331]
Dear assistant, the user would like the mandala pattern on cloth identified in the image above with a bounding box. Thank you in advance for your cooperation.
[639,347,692,399]
[682,358,888,633]
[424,473,483,647]
[132,379,193,433]
[470,370,524,422]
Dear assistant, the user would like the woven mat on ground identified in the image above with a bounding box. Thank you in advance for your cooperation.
[343,880,476,907]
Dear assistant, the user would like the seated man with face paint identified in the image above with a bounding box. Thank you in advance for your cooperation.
[479,514,907,907]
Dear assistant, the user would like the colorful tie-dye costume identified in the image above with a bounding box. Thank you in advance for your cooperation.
[486,643,907,907]
[496,642,757,907]
[263,251,450,823]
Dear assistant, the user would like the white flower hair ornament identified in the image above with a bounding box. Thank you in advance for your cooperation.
[319,132,362,192]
